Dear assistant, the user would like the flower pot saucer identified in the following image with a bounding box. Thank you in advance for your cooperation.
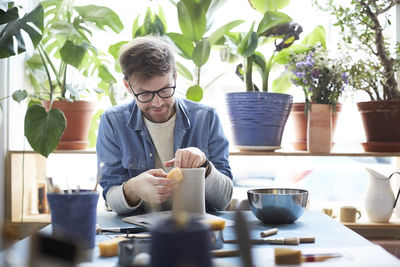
[57,140,89,150]
[292,141,336,151]
[235,145,281,152]
[361,142,400,152]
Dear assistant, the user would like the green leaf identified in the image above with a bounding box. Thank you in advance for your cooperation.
[108,41,128,60]
[24,104,66,157]
[0,4,44,58]
[271,71,292,93]
[238,22,258,57]
[12,90,28,103]
[98,64,117,84]
[28,99,41,108]
[192,39,210,67]
[177,0,206,42]
[167,32,194,59]
[131,16,140,37]
[88,109,104,148]
[257,11,292,36]
[60,40,87,69]
[176,61,193,81]
[208,20,245,45]
[301,25,326,49]
[249,0,291,13]
[74,5,123,33]
[186,84,203,102]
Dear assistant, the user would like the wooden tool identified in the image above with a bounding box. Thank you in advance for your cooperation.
[260,227,278,237]
[224,237,315,245]
[212,249,241,258]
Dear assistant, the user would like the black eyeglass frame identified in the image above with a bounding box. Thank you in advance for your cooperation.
[128,79,176,103]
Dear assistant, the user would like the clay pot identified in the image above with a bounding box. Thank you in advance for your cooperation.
[307,104,332,153]
[43,100,95,150]
[357,100,400,152]
[290,103,341,151]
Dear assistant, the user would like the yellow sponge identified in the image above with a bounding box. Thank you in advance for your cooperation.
[202,218,226,231]
[167,167,183,182]
[98,237,126,257]
[274,247,302,265]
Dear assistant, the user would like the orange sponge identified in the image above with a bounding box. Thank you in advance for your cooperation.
[167,167,183,182]
[98,237,126,257]
[274,247,302,265]
[202,219,226,231]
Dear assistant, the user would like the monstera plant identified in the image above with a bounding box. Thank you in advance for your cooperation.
[8,0,123,157]
[0,1,44,127]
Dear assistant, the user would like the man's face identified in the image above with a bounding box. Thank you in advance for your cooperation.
[127,73,176,123]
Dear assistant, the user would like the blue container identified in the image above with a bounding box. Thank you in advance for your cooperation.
[151,217,212,267]
[226,92,293,147]
[47,191,99,249]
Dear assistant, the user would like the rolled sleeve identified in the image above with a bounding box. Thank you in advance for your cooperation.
[106,184,143,214]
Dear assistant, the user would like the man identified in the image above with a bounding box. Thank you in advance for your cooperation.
[96,36,233,214]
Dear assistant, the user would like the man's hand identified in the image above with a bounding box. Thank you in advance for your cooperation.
[123,169,176,206]
[164,147,207,168]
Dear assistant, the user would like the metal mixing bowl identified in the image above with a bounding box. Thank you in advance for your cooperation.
[247,188,308,224]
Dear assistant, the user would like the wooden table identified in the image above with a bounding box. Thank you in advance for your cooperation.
[2,211,400,266]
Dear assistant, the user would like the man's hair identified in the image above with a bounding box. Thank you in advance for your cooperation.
[119,35,176,83]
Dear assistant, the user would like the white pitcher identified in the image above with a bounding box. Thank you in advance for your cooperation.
[364,168,400,223]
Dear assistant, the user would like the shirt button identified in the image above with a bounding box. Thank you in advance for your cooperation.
[149,153,153,157]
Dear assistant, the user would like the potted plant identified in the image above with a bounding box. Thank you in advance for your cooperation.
[314,0,400,152]
[19,0,123,157]
[107,0,243,103]
[286,43,349,152]
[222,0,302,150]
[166,0,244,102]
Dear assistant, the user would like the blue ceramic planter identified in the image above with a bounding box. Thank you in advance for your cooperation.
[226,92,293,147]
[47,191,99,249]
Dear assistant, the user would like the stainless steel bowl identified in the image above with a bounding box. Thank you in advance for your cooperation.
[247,188,308,224]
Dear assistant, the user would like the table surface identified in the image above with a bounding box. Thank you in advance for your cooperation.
[2,210,400,267]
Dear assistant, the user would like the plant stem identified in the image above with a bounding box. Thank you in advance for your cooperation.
[37,45,54,102]
[245,56,254,91]
[264,50,276,92]
[359,0,399,99]
[38,44,62,91]
[196,66,201,86]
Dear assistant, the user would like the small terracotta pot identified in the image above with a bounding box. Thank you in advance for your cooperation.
[43,100,95,150]
[290,103,341,151]
[307,104,332,153]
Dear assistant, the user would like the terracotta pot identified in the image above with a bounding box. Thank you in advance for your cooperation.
[307,104,332,153]
[357,100,400,152]
[43,100,95,150]
[290,103,341,151]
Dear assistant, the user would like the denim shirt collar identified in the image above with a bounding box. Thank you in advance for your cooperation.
[125,98,191,133]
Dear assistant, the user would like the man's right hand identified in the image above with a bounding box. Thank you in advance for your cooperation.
[123,169,176,206]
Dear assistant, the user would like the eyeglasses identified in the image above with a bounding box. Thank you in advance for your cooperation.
[128,80,176,103]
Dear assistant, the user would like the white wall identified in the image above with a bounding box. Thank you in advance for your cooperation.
[0,58,9,224]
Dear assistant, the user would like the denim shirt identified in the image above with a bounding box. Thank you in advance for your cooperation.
[96,97,232,212]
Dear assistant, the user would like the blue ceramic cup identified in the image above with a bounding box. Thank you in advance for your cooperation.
[47,190,99,250]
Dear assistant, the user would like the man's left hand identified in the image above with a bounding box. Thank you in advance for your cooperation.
[164,147,206,168]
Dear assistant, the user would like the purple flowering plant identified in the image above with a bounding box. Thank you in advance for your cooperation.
[286,45,349,113]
